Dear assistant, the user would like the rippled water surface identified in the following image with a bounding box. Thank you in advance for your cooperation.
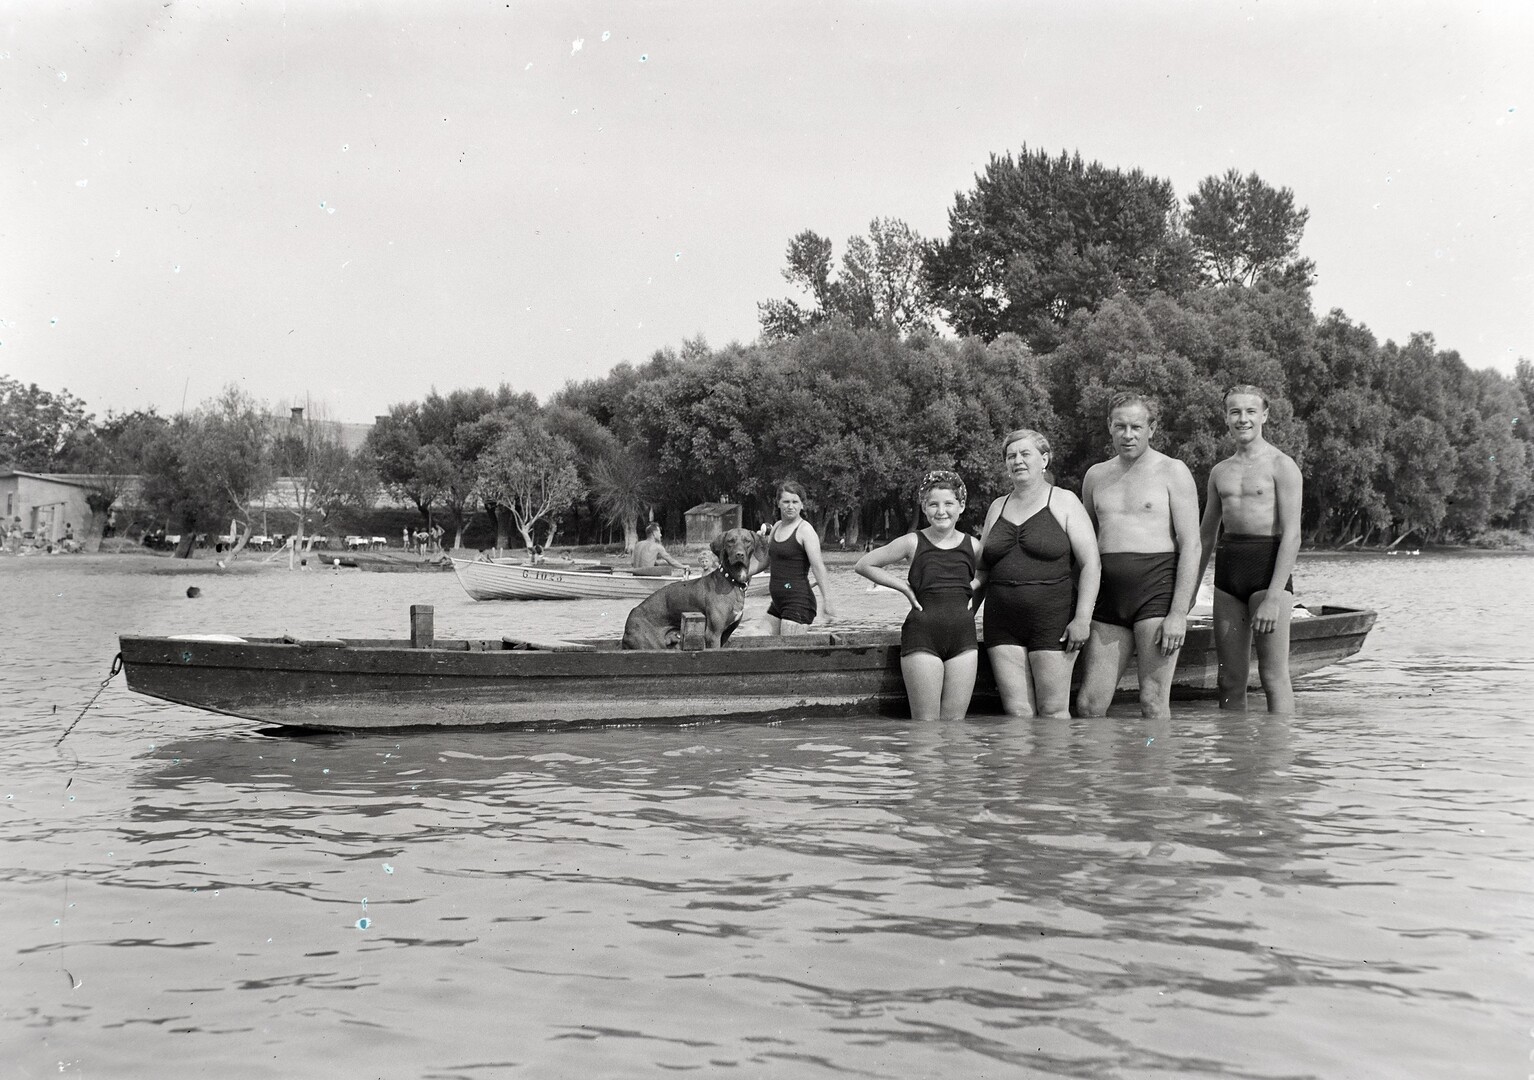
[3,553,1532,1078]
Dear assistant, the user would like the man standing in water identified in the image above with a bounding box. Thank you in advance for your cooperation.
[1076,393,1202,719]
[1196,385,1303,712]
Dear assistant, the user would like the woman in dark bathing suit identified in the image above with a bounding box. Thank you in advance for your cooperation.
[856,471,981,720]
[976,428,1101,718]
[765,480,837,635]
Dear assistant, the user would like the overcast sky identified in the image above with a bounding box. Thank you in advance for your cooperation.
[3,1,1529,423]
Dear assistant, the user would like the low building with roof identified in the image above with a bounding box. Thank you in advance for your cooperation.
[0,471,141,545]
[684,502,743,546]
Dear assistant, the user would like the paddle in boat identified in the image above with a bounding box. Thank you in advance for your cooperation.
[451,557,771,601]
[117,603,1377,732]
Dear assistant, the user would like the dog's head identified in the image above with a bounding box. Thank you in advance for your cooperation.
[711,527,768,587]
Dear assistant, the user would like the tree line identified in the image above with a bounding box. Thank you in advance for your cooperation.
[5,147,1530,551]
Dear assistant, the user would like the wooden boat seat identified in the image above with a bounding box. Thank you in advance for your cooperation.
[279,634,348,647]
[501,635,599,653]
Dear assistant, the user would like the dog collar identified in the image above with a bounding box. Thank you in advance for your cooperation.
[715,566,750,590]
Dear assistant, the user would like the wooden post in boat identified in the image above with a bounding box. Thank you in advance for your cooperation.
[410,604,434,648]
[680,611,706,651]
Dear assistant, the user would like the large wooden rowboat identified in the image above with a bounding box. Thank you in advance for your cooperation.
[117,605,1376,732]
[451,557,771,601]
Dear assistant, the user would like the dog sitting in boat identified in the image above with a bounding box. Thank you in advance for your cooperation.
[621,527,769,650]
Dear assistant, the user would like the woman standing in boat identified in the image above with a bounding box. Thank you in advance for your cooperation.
[764,480,837,635]
[977,428,1100,718]
[856,470,981,720]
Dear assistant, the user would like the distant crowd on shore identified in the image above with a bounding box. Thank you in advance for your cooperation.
[1,517,82,555]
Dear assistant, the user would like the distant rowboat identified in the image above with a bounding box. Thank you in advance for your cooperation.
[451,557,771,601]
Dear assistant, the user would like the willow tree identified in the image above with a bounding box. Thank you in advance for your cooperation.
[475,426,585,551]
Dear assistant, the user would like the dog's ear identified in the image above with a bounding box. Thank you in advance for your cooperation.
[710,533,724,558]
[750,532,769,575]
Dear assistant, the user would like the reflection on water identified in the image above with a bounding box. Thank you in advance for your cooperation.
[3,554,1533,1077]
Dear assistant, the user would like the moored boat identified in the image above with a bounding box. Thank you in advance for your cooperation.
[118,604,1376,732]
[451,557,771,601]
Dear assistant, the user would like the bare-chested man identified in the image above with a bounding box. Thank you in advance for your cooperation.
[1076,393,1202,719]
[1195,385,1303,712]
[633,522,687,572]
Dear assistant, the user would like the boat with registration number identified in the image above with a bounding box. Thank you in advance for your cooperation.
[117,604,1376,732]
[451,557,771,601]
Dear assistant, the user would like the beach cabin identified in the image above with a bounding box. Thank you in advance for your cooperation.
[0,472,101,546]
[684,502,742,546]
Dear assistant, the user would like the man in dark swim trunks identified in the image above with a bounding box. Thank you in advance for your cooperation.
[1077,393,1202,719]
[1196,385,1303,712]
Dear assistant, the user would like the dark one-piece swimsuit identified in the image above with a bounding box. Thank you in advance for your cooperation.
[981,489,1075,652]
[768,523,817,625]
[1215,533,1294,603]
[900,532,979,661]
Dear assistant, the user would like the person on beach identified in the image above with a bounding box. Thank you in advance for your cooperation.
[764,480,837,635]
[1076,393,1202,719]
[975,429,1100,718]
[857,470,982,720]
[632,522,687,572]
[1196,385,1304,712]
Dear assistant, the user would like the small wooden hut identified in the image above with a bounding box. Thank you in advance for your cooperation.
[684,502,742,546]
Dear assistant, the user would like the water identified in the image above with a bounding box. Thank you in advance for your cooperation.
[2,553,1532,1078]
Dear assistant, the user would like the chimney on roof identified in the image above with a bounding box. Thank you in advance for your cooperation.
[290,407,304,422]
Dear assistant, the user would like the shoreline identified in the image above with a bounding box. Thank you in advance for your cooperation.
[5,541,1532,576]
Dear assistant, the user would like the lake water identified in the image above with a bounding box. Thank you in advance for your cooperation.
[2,552,1532,1078]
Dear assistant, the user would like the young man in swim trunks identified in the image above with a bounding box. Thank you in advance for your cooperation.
[632,522,687,572]
[1196,385,1303,712]
[1076,393,1202,719]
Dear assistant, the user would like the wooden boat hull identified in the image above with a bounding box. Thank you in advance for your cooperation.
[118,606,1376,732]
[451,558,770,601]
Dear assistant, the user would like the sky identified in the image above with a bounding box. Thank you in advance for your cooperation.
[2,0,1530,424]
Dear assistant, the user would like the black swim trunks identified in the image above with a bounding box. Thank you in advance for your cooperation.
[1093,551,1177,627]
[1214,534,1294,604]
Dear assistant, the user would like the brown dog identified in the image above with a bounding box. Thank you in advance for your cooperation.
[621,528,769,649]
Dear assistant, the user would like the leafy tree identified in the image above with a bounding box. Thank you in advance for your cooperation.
[74,409,171,548]
[589,447,659,551]
[1186,169,1315,287]
[139,387,273,558]
[925,146,1195,351]
[271,406,374,555]
[475,426,585,550]
[0,376,94,470]
[366,403,434,520]
[1300,313,1392,542]
[367,386,539,546]
[758,218,937,340]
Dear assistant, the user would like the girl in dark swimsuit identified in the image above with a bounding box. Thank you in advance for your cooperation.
[856,470,980,720]
[976,428,1101,718]
[765,480,837,635]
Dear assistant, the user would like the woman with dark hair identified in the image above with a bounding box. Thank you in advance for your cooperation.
[764,480,837,635]
[976,428,1100,717]
[856,470,981,719]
